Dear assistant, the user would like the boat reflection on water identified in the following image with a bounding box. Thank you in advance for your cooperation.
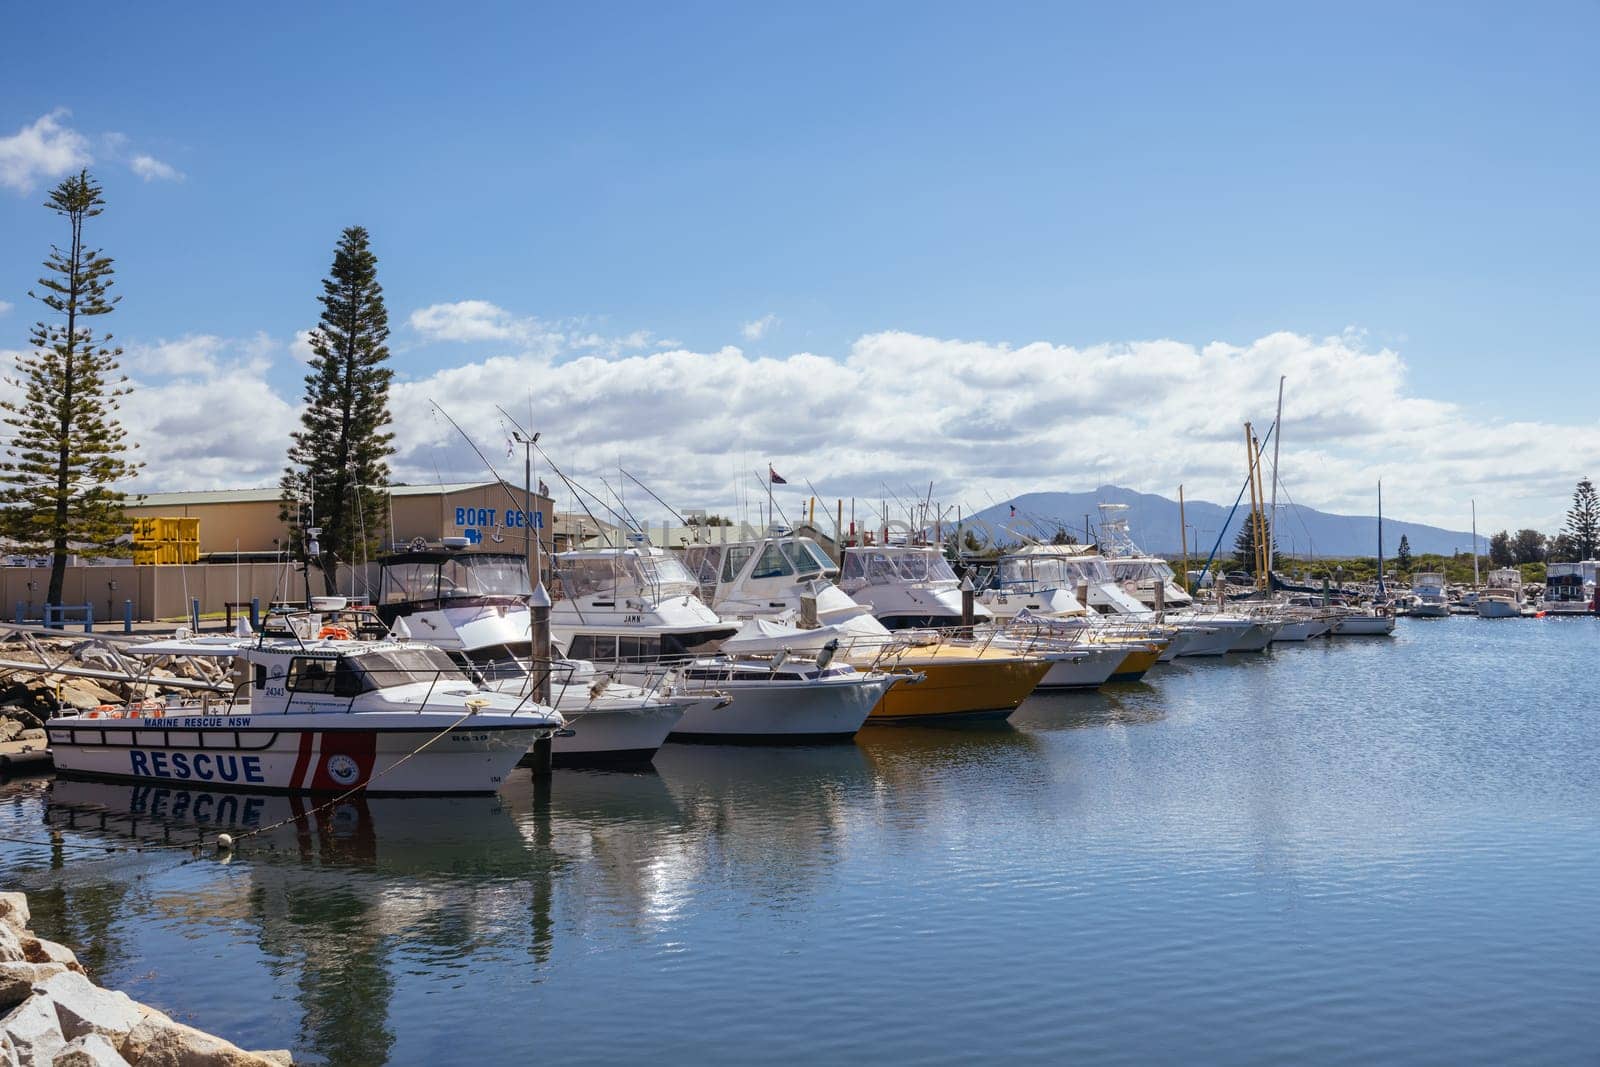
[1009,685,1169,732]
[46,776,536,876]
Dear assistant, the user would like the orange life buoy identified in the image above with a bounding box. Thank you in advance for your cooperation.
[318,625,352,640]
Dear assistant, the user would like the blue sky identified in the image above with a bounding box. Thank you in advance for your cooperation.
[1,3,1596,531]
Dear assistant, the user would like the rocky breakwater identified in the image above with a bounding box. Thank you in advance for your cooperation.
[1,892,290,1066]
[1,634,221,775]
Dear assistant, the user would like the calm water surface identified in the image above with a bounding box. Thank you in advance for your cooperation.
[4,618,1598,1064]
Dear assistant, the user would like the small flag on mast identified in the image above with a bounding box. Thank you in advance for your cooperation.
[769,466,788,485]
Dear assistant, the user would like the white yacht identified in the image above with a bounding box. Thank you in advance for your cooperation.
[553,542,909,741]
[984,548,1248,657]
[1409,572,1450,618]
[680,532,1050,722]
[552,542,741,659]
[48,631,562,793]
[374,548,701,765]
[1476,568,1523,618]
[838,543,994,629]
[1329,601,1398,635]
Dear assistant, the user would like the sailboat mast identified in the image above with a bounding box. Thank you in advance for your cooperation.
[1179,484,1189,594]
[1471,499,1480,587]
[1377,479,1385,598]
[1244,422,1267,590]
[1268,375,1284,580]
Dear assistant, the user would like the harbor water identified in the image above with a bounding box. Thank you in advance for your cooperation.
[4,617,1598,1064]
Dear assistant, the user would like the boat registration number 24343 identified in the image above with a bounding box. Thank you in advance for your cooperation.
[128,750,266,784]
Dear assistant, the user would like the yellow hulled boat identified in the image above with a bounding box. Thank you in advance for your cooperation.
[855,643,1050,723]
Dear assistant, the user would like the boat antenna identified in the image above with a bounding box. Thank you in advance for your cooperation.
[597,474,647,534]
[431,401,531,519]
[621,468,689,528]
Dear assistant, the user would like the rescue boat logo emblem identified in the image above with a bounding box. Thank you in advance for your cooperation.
[325,754,361,786]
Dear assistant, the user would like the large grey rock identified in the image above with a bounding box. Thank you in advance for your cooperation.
[0,896,28,934]
[0,964,68,1010]
[121,1018,286,1067]
[34,972,140,1045]
[0,720,20,742]
[1,995,65,1067]
[50,1033,129,1066]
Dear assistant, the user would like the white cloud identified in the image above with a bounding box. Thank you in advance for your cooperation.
[0,301,12,317]
[117,334,295,490]
[409,300,535,343]
[0,111,91,193]
[130,154,183,182]
[56,315,1598,532]
[289,329,317,363]
[741,313,779,341]
[382,324,1600,533]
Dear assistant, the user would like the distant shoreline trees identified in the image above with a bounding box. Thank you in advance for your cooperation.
[0,171,141,605]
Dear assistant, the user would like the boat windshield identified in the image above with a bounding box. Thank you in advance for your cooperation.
[1108,560,1174,583]
[558,551,701,601]
[349,646,466,689]
[636,552,700,596]
[1000,556,1112,589]
[749,539,833,580]
[843,549,958,584]
[381,555,530,603]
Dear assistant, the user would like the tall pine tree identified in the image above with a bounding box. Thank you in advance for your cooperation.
[1563,477,1600,560]
[0,171,141,605]
[1232,510,1277,574]
[280,227,395,594]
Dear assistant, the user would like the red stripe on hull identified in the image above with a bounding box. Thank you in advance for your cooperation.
[290,731,314,789]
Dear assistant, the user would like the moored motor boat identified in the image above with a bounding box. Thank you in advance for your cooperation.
[46,633,562,793]
[667,654,905,741]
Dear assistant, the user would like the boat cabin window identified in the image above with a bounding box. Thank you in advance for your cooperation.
[285,656,362,697]
[636,553,700,597]
[381,555,530,603]
[381,562,439,604]
[349,646,466,689]
[751,542,794,579]
[722,546,752,582]
[558,557,622,599]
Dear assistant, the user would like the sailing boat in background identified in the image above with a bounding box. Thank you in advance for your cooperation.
[1331,480,1397,636]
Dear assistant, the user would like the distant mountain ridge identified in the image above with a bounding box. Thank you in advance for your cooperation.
[969,485,1478,559]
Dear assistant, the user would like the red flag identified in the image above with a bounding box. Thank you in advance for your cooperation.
[769,466,788,485]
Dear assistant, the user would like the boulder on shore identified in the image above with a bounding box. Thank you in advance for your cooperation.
[0,897,29,936]
[0,993,65,1067]
[0,964,68,1011]
[52,1032,129,1067]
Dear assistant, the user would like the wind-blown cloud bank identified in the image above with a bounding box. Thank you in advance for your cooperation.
[93,302,1598,533]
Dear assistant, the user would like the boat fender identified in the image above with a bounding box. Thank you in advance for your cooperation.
[318,625,353,640]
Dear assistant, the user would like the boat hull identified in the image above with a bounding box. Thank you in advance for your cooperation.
[1332,615,1396,635]
[1170,625,1239,657]
[45,717,545,794]
[1034,648,1124,689]
[1409,603,1450,618]
[864,652,1047,722]
[1476,600,1520,619]
[551,700,692,766]
[670,676,891,742]
[1106,645,1162,682]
